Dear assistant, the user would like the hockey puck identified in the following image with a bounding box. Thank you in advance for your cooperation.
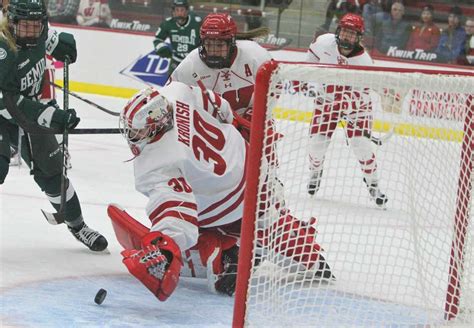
[94,288,107,305]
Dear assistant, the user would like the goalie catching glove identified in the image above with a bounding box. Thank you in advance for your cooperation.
[121,231,183,302]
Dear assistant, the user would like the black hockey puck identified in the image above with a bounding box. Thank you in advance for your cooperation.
[94,288,107,305]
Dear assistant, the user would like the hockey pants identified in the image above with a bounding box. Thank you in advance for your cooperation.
[0,118,82,224]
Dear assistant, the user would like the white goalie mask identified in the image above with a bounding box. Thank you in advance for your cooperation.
[119,87,173,156]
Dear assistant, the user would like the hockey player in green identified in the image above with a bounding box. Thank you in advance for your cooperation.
[153,0,201,76]
[0,0,108,251]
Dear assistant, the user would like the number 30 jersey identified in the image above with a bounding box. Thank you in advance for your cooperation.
[133,82,247,251]
[168,40,271,119]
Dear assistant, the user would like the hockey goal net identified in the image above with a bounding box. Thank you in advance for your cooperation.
[233,61,474,327]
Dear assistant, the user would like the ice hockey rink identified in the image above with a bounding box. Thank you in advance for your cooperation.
[1,91,473,327]
[0,94,235,327]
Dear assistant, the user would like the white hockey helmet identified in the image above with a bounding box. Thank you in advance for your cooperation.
[119,87,173,156]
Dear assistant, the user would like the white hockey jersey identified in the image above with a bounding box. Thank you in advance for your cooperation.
[306,33,373,66]
[169,40,271,117]
[133,82,247,251]
[304,33,375,108]
[76,0,112,27]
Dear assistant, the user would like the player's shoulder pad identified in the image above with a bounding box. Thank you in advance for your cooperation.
[160,81,191,102]
[165,80,189,92]
[314,33,335,45]
[165,17,173,22]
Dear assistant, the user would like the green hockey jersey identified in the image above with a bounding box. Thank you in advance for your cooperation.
[0,29,76,123]
[153,13,202,63]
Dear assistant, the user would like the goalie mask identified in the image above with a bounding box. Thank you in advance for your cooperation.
[199,13,237,69]
[7,0,48,48]
[336,13,364,52]
[120,88,173,156]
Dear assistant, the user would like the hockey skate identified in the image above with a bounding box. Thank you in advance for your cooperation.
[313,254,335,280]
[307,170,323,196]
[364,178,388,208]
[68,222,108,251]
[214,245,239,296]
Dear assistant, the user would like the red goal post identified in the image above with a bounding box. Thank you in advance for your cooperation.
[233,61,474,327]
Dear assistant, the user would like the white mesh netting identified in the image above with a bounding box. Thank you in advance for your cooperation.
[241,63,473,327]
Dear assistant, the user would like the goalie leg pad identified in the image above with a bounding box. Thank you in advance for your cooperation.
[194,229,239,296]
[122,231,183,302]
[107,204,148,250]
[258,211,322,270]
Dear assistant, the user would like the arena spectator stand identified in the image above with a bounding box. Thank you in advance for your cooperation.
[435,6,466,64]
[406,4,440,52]
[457,17,474,65]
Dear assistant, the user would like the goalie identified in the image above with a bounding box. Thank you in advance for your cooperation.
[110,82,333,302]
[305,13,388,208]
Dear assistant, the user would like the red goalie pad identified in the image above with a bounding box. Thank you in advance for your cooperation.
[107,204,148,250]
[257,211,322,270]
[194,230,238,275]
[122,231,183,302]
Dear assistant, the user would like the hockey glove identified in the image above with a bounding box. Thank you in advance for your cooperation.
[155,42,172,58]
[48,31,77,63]
[214,245,239,296]
[37,106,80,131]
[53,108,80,131]
[122,231,183,302]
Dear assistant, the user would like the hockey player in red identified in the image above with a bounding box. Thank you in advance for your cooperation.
[168,13,272,139]
[305,13,388,208]
[110,83,333,302]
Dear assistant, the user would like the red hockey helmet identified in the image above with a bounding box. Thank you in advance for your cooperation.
[338,13,365,34]
[199,13,237,69]
[119,87,173,156]
[336,13,365,52]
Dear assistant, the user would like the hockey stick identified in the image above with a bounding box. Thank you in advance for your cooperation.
[68,128,121,134]
[9,128,23,168]
[17,128,22,167]
[50,82,120,117]
[365,127,395,146]
[42,57,71,225]
[191,72,251,131]
[341,113,395,146]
